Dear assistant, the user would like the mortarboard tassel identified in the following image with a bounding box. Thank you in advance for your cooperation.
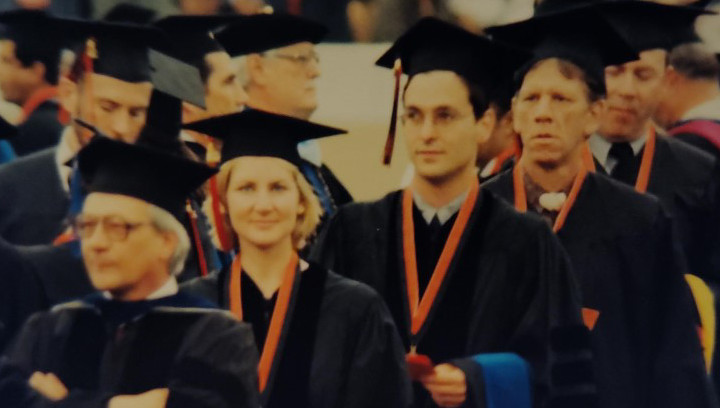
[382,58,402,165]
[186,201,209,277]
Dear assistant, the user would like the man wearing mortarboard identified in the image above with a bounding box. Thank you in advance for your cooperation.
[153,14,249,161]
[215,13,354,217]
[486,3,718,407]
[311,17,588,408]
[0,46,228,352]
[0,19,159,246]
[0,136,260,408]
[586,0,720,286]
[0,10,64,157]
[581,1,720,389]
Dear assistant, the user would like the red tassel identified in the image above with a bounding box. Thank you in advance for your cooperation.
[53,230,76,246]
[186,201,209,277]
[383,58,402,165]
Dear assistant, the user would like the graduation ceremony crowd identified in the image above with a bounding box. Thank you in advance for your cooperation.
[2,0,720,407]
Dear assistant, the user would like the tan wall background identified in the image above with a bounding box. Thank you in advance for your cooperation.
[311,43,411,202]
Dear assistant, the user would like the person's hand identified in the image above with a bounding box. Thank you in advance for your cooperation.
[28,372,69,401]
[419,363,467,408]
[108,388,169,408]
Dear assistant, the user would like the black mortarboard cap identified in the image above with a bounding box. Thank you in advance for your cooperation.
[78,137,217,219]
[102,3,158,24]
[0,10,62,80]
[0,115,16,140]
[376,17,528,89]
[154,15,243,67]
[375,17,529,164]
[58,18,171,83]
[487,5,638,89]
[182,109,346,167]
[214,13,327,57]
[134,49,206,155]
[593,1,713,52]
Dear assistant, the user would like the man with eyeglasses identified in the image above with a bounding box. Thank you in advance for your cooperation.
[215,13,353,216]
[0,137,260,408]
[312,19,588,408]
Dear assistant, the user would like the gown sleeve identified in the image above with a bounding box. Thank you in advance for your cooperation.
[0,313,114,408]
[649,212,718,408]
[166,312,260,408]
[341,290,412,408]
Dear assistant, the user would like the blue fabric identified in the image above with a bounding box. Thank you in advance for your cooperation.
[300,161,336,216]
[472,353,532,408]
[0,140,15,164]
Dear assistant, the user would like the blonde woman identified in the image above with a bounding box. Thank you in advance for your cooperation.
[182,109,411,408]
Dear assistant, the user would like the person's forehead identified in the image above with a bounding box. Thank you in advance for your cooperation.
[405,70,470,104]
[520,59,588,92]
[86,73,153,102]
[0,39,15,54]
[612,49,667,71]
[272,41,315,54]
[205,51,233,73]
[83,192,151,217]
[227,157,296,182]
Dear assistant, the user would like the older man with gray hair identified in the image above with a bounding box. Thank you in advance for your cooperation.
[217,13,353,215]
[0,137,259,408]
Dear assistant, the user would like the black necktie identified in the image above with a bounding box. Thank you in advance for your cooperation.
[428,215,442,240]
[609,142,639,186]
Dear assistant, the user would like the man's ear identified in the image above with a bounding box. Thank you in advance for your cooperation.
[57,76,78,116]
[160,230,179,263]
[181,100,202,124]
[510,96,522,134]
[583,98,605,138]
[30,62,47,84]
[475,106,497,145]
[245,54,266,87]
[662,66,681,91]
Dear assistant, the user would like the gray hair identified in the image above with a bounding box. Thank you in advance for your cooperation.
[669,43,720,81]
[148,205,190,276]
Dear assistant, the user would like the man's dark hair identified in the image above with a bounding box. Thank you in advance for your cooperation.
[403,72,490,119]
[11,37,60,85]
[669,42,720,82]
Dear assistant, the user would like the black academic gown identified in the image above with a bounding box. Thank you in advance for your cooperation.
[310,188,588,408]
[318,163,353,208]
[11,100,63,157]
[0,238,46,352]
[0,291,260,408]
[0,147,69,245]
[592,135,720,285]
[484,169,718,408]
[182,261,412,408]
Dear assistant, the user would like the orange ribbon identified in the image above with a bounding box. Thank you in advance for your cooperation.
[585,127,656,194]
[512,164,587,233]
[402,178,480,339]
[582,307,600,331]
[186,201,208,277]
[21,86,57,121]
[229,252,299,392]
[489,139,522,175]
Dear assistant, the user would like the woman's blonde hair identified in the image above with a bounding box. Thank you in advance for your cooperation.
[203,157,323,250]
